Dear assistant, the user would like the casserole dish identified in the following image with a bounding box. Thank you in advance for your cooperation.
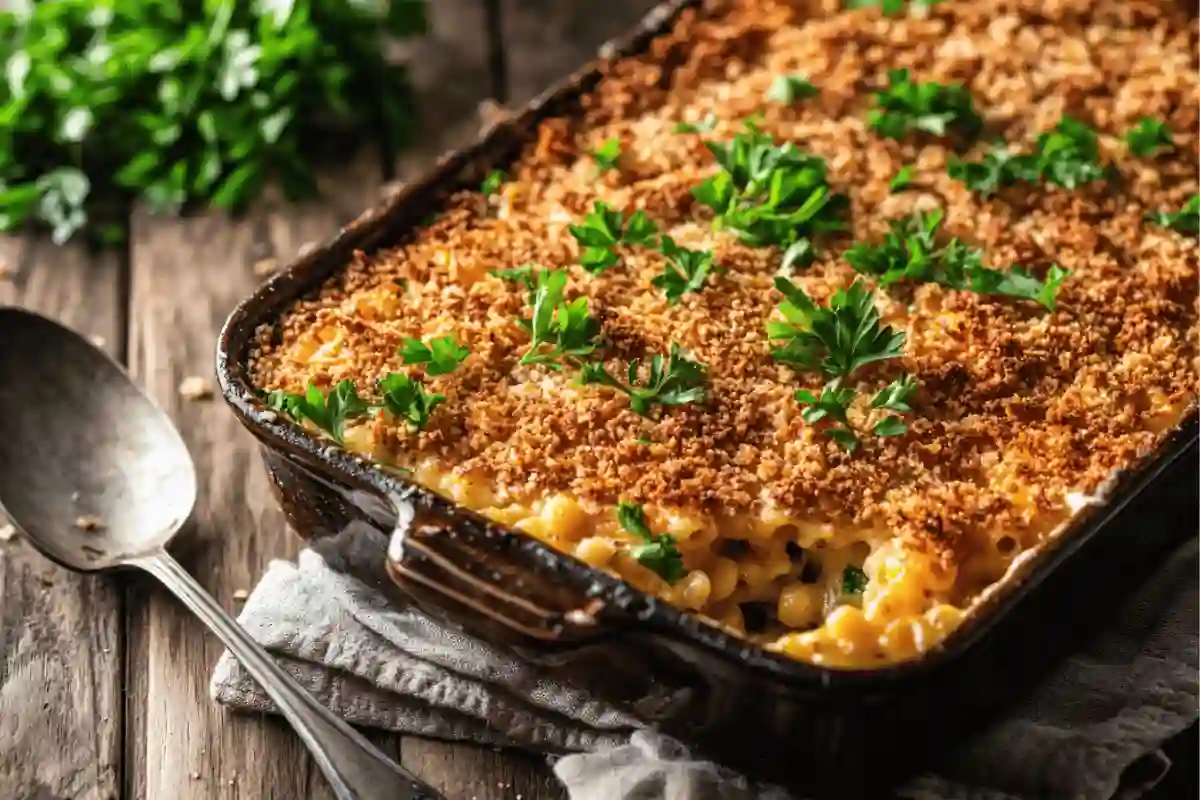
[219,0,1199,793]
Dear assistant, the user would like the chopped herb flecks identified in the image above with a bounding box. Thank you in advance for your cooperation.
[652,236,719,304]
[617,501,685,583]
[568,201,659,273]
[591,138,622,173]
[1125,118,1173,158]
[480,170,505,196]
[767,74,818,105]
[519,269,601,369]
[868,68,982,141]
[844,209,1069,310]
[581,343,707,416]
[378,373,445,431]
[1145,195,1199,236]
[692,121,848,256]
[266,380,369,443]
[950,116,1107,196]
[399,336,469,376]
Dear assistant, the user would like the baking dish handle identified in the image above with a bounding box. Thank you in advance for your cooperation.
[384,496,618,646]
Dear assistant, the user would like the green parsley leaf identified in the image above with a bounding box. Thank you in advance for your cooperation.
[0,0,425,244]
[846,0,942,14]
[692,122,848,250]
[767,74,818,105]
[868,68,982,141]
[378,372,445,431]
[581,343,707,416]
[652,236,719,303]
[490,264,540,303]
[950,116,1108,196]
[591,138,622,173]
[779,239,816,275]
[617,501,686,583]
[889,165,914,193]
[674,113,718,133]
[399,336,470,376]
[568,201,660,274]
[767,278,906,379]
[267,379,369,443]
[841,565,868,595]
[1125,117,1173,158]
[872,415,908,437]
[794,379,862,451]
[1145,195,1199,236]
[870,375,917,413]
[519,269,601,369]
[845,209,1069,310]
[481,169,506,195]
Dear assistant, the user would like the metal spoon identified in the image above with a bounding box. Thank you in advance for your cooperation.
[0,307,442,800]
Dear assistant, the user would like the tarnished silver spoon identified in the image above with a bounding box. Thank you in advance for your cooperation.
[0,307,442,800]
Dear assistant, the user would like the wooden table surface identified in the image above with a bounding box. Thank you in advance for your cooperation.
[1,2,1196,799]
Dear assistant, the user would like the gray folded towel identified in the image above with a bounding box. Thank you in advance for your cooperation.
[210,522,1198,800]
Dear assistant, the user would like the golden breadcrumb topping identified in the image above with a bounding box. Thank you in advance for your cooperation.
[251,0,1198,568]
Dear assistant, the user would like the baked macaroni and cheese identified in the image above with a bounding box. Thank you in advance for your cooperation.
[250,0,1198,668]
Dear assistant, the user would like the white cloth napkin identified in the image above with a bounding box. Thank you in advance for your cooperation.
[209,519,1198,800]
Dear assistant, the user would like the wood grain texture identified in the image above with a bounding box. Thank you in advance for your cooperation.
[500,0,661,105]
[123,150,388,800]
[0,236,125,800]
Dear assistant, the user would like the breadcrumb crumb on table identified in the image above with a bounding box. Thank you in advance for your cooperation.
[74,515,104,532]
[179,375,215,401]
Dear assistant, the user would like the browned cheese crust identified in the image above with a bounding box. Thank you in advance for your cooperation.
[251,0,1199,568]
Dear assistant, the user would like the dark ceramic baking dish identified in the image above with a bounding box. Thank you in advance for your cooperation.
[217,0,1200,794]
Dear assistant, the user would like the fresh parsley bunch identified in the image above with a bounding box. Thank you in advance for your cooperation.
[950,116,1108,197]
[844,209,1070,310]
[868,68,982,141]
[692,121,847,265]
[0,0,426,244]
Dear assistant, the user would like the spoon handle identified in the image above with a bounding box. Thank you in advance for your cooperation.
[134,551,443,800]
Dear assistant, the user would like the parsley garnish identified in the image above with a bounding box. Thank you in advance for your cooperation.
[267,380,369,444]
[590,139,622,173]
[841,565,868,596]
[868,68,982,141]
[767,74,818,105]
[1145,195,1199,235]
[950,116,1107,196]
[692,121,848,252]
[889,165,914,193]
[767,278,906,378]
[490,264,539,304]
[844,209,1070,310]
[568,201,659,273]
[616,501,685,583]
[1125,118,1173,158]
[399,336,470,376]
[652,236,719,304]
[846,0,942,14]
[0,0,426,244]
[869,374,917,438]
[378,373,445,431]
[674,114,717,134]
[767,279,912,448]
[481,170,506,196]
[581,343,707,416]
[519,269,601,369]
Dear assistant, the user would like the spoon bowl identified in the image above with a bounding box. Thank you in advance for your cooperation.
[0,307,196,570]
[0,306,439,800]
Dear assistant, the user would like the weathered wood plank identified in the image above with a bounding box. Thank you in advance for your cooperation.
[501,0,661,106]
[124,150,388,800]
[401,745,563,800]
[0,236,125,800]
